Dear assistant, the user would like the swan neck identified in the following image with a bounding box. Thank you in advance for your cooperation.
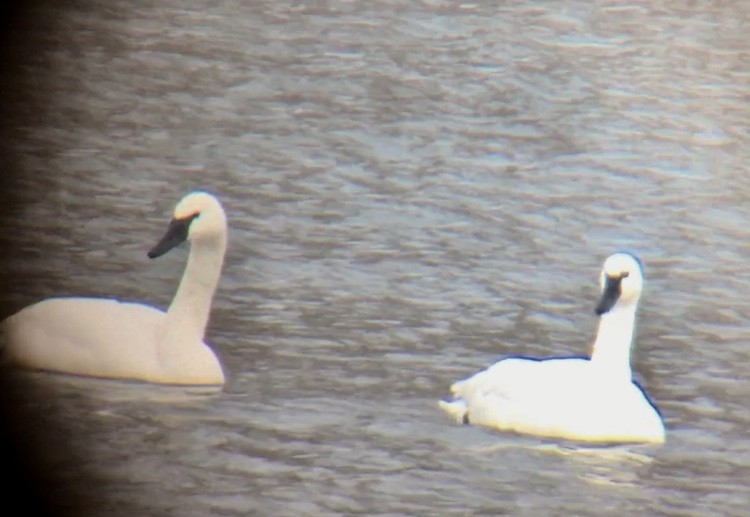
[163,236,226,343]
[590,303,637,380]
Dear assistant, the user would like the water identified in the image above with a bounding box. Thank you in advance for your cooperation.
[1,0,750,515]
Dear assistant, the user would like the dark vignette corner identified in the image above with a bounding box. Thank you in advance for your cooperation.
[0,2,102,515]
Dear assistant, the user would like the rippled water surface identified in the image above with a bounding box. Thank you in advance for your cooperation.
[2,0,750,515]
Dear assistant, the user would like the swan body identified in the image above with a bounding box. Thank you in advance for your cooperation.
[1,191,228,386]
[439,252,665,444]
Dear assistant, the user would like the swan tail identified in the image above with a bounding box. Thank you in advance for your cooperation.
[438,398,469,425]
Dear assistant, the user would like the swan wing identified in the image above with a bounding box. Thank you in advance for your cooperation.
[2,297,164,378]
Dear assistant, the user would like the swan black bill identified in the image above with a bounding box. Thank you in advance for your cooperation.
[147,214,198,259]
[594,275,623,315]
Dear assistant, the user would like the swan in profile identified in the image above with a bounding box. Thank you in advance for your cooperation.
[1,191,228,385]
[439,252,665,444]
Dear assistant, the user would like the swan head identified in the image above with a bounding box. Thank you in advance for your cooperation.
[594,252,644,316]
[148,191,227,259]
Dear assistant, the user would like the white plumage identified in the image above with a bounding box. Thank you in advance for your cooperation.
[439,252,665,444]
[1,191,228,386]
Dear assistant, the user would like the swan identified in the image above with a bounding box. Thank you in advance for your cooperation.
[439,252,665,444]
[1,191,228,385]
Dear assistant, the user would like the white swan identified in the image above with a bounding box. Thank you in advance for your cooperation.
[439,252,665,444]
[1,191,227,385]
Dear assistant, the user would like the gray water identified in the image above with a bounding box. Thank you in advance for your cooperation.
[1,0,750,515]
